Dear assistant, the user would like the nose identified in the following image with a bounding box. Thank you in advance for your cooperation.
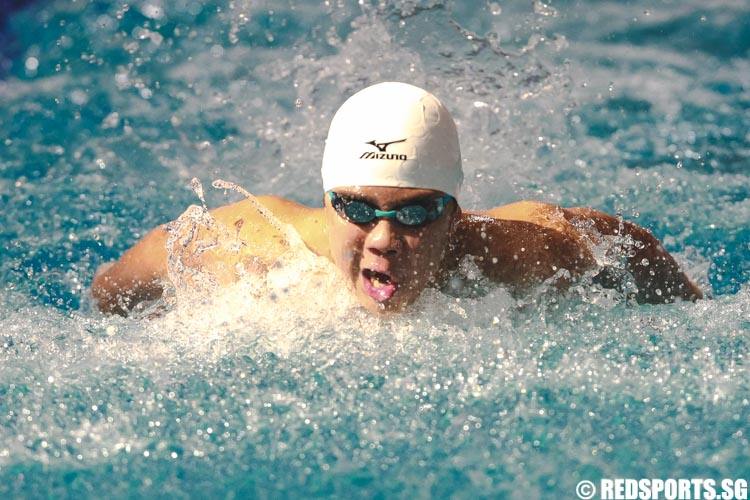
[365,218,402,256]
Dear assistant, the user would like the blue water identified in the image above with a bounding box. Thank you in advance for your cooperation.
[1,0,749,497]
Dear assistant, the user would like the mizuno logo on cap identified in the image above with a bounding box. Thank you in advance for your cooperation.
[366,139,406,151]
[360,139,408,160]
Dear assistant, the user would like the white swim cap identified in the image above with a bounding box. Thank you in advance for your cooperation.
[321,82,463,198]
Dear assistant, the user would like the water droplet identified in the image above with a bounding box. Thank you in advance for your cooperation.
[25,57,39,71]
[141,4,164,20]
[533,1,558,17]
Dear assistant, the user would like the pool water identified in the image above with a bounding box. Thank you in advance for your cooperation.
[1,0,749,497]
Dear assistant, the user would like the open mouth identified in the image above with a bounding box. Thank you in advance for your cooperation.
[362,269,397,301]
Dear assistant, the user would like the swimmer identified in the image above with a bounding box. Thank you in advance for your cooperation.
[92,82,702,315]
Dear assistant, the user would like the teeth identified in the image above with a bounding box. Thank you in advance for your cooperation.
[366,270,391,288]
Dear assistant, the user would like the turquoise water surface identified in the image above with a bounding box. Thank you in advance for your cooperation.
[1,0,749,498]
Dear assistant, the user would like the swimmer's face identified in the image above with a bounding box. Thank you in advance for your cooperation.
[325,186,458,313]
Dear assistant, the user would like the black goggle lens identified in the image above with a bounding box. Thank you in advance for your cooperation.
[395,204,428,226]
[329,192,451,227]
[343,202,376,223]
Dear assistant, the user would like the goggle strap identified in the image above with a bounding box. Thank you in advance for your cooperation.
[373,209,397,218]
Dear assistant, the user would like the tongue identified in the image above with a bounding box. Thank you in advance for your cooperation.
[362,270,397,301]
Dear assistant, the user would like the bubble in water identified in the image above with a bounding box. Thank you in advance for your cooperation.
[70,89,89,105]
[101,112,120,129]
[141,3,165,20]
[533,1,558,17]
[25,57,39,71]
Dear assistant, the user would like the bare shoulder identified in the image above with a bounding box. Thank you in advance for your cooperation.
[479,199,560,219]
[469,200,634,240]
[92,195,327,315]
[454,203,594,287]
[208,195,329,258]
[208,195,298,229]
[477,200,572,232]
[454,201,702,302]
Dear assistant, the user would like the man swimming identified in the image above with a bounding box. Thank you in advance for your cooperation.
[92,82,702,315]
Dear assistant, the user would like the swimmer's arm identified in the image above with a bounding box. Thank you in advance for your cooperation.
[91,199,277,316]
[456,213,596,289]
[563,208,703,303]
[458,206,701,303]
[91,224,170,316]
[92,196,324,316]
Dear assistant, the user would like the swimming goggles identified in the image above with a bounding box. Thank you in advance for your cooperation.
[327,191,452,227]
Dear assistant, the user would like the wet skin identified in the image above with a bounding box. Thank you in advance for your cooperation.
[92,187,702,316]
